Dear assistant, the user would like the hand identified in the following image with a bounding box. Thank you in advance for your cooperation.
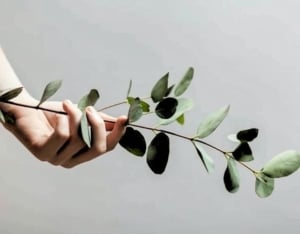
[0,92,127,168]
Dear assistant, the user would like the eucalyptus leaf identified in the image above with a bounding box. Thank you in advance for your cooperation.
[151,72,169,102]
[38,80,62,106]
[165,84,175,97]
[0,110,5,123]
[0,87,23,101]
[159,98,194,125]
[262,150,300,178]
[127,97,150,112]
[193,141,215,173]
[127,98,143,123]
[78,89,100,111]
[174,67,194,96]
[119,127,146,156]
[176,114,185,125]
[196,105,230,139]
[255,172,275,198]
[237,128,259,142]
[223,157,240,193]
[147,132,170,174]
[155,97,178,119]
[80,112,91,148]
[126,80,132,97]
[232,142,254,162]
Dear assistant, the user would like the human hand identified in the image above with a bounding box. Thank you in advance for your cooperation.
[0,92,127,168]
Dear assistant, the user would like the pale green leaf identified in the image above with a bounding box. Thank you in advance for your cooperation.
[196,105,230,139]
[79,112,91,148]
[255,172,275,198]
[223,157,240,193]
[128,98,143,123]
[159,98,193,125]
[262,150,300,178]
[174,67,194,96]
[193,141,215,173]
[78,89,100,111]
[0,110,5,123]
[38,80,62,106]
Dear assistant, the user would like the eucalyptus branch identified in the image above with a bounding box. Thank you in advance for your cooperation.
[0,67,299,198]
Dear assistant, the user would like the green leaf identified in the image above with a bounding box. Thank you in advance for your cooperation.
[147,132,170,174]
[78,89,100,111]
[193,141,215,173]
[232,142,254,162]
[223,157,240,193]
[196,105,230,139]
[119,127,146,156]
[165,84,175,97]
[151,72,169,103]
[174,67,194,96]
[159,98,194,125]
[79,112,91,148]
[155,97,178,119]
[127,98,143,123]
[0,87,23,101]
[38,80,62,106]
[237,128,259,142]
[126,80,132,97]
[127,97,150,112]
[176,114,185,125]
[262,150,300,178]
[0,110,5,123]
[255,172,275,198]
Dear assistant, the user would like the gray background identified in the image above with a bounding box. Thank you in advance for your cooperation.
[0,1,300,233]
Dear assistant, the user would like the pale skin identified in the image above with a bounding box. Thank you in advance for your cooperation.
[0,46,127,168]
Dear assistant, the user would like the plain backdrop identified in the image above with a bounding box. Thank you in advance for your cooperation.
[0,1,300,234]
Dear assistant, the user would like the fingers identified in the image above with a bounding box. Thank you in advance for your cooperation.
[61,107,127,168]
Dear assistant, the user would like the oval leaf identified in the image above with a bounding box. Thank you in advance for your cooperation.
[262,150,300,178]
[119,127,146,156]
[147,132,170,174]
[159,98,194,125]
[0,87,23,101]
[79,112,91,148]
[193,141,215,174]
[151,73,169,103]
[232,142,254,162]
[174,67,194,96]
[38,80,62,106]
[255,172,275,198]
[127,97,150,112]
[237,128,259,142]
[127,98,143,123]
[155,97,178,119]
[196,105,230,139]
[78,89,100,111]
[223,157,240,193]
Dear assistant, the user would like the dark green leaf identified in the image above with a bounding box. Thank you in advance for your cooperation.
[119,127,146,156]
[126,80,132,97]
[223,157,240,193]
[174,67,194,96]
[193,141,214,173]
[127,97,150,112]
[0,87,23,101]
[151,72,169,102]
[165,84,175,97]
[262,150,300,178]
[38,80,62,106]
[232,142,254,162]
[159,98,194,125]
[79,112,91,148]
[237,128,259,142]
[155,97,178,119]
[255,172,275,198]
[196,105,230,139]
[147,132,170,174]
[78,89,100,111]
[176,114,185,125]
[127,98,143,123]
